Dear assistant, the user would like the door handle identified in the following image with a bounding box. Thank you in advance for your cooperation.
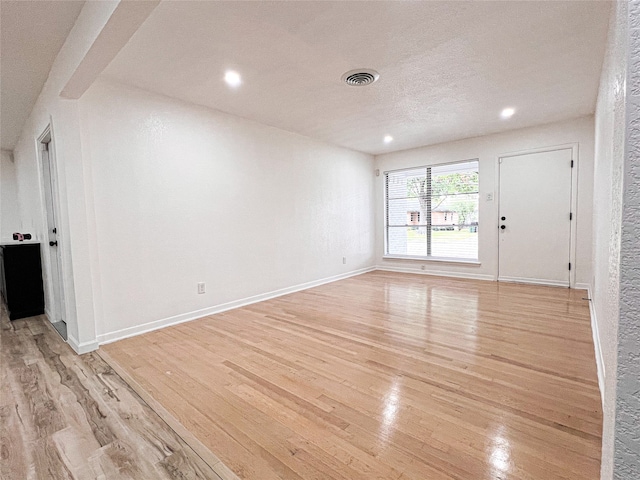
[500,225,506,230]
[49,241,58,247]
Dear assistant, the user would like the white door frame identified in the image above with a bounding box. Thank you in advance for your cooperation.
[37,124,67,328]
[495,143,579,288]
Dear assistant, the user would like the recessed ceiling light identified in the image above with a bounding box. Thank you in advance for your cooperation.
[224,70,241,88]
[384,135,393,144]
[500,107,515,119]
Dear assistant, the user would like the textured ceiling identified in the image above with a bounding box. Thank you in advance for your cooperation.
[109,1,606,154]
[105,1,610,154]
[1,1,85,150]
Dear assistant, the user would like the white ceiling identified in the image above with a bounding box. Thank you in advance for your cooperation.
[2,1,611,155]
[1,0,84,150]
[104,1,611,155]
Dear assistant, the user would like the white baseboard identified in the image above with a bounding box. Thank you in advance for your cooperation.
[67,334,99,354]
[587,287,605,408]
[574,282,590,290]
[97,266,376,345]
[376,265,494,281]
[498,276,569,288]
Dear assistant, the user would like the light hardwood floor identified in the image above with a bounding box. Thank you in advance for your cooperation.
[103,271,602,480]
[0,306,226,479]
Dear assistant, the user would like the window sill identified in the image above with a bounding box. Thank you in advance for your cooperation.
[382,255,481,265]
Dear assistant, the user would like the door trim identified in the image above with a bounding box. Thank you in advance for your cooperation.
[496,143,579,288]
[36,124,67,329]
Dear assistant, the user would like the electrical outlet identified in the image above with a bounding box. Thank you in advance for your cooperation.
[197,282,205,294]
[342,257,347,264]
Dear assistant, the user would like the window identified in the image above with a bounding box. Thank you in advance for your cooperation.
[384,160,479,260]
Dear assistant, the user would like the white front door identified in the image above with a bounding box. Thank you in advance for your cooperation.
[498,148,573,287]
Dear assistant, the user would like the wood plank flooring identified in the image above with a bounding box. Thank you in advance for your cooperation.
[0,306,227,479]
[102,271,603,480]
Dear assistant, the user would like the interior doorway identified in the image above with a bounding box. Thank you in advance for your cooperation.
[498,146,575,287]
[39,128,67,340]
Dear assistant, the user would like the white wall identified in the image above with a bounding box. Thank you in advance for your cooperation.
[374,117,595,285]
[11,1,124,353]
[0,150,21,241]
[79,79,375,342]
[614,0,640,477]
[592,1,628,477]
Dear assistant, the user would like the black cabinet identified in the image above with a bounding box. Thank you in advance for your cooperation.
[0,243,45,320]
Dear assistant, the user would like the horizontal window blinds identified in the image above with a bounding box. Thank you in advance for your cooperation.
[385,160,479,260]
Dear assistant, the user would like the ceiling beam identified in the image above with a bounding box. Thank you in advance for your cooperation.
[60,0,159,99]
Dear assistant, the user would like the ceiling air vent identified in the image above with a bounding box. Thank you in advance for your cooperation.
[341,69,380,86]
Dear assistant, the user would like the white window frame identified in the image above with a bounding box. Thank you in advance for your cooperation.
[383,159,480,263]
